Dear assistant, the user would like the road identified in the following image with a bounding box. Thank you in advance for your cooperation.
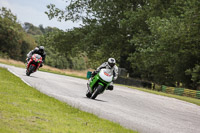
[1,63,200,133]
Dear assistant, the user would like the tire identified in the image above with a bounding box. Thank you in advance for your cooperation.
[91,84,104,99]
[26,69,30,76]
[26,65,36,76]
[86,89,92,98]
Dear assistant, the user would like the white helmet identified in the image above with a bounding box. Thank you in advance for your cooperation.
[108,58,116,68]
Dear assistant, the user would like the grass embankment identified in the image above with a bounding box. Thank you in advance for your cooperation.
[0,67,135,133]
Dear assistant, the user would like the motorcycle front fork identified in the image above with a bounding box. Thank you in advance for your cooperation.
[87,78,93,93]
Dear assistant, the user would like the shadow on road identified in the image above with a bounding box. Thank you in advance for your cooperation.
[23,75,38,78]
[83,97,107,102]
[94,99,107,102]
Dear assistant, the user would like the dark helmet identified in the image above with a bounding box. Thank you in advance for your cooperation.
[108,58,116,68]
[38,46,44,54]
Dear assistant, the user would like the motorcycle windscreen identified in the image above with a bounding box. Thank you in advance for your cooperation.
[34,54,42,62]
[99,69,113,82]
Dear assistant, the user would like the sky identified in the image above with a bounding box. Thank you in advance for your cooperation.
[0,0,82,30]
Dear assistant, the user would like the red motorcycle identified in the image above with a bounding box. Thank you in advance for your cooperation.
[26,54,42,76]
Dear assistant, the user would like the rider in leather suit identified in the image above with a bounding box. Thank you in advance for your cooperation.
[26,46,46,67]
[90,58,118,90]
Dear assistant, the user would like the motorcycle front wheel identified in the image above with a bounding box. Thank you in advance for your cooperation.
[86,89,92,98]
[91,84,104,99]
[26,65,36,76]
[26,69,30,76]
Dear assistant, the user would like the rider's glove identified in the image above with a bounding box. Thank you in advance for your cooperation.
[91,71,97,77]
[113,77,117,81]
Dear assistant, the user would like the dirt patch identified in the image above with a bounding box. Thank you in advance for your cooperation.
[43,65,94,77]
[0,58,25,66]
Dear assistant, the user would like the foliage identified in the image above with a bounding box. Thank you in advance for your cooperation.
[0,7,36,61]
[0,7,87,70]
[23,22,59,35]
[186,64,200,90]
[128,0,200,88]
[1,0,200,89]
[23,22,43,35]
[37,30,87,70]
[46,0,137,68]
[45,0,200,89]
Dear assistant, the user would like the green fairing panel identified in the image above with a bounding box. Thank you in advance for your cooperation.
[90,74,100,89]
[89,73,110,91]
[98,82,104,86]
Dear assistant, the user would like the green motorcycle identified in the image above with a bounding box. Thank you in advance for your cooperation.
[86,69,113,99]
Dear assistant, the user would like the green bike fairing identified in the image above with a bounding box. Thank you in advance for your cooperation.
[89,73,110,91]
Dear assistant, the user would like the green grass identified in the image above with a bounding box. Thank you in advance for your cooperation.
[118,85,200,106]
[0,68,136,133]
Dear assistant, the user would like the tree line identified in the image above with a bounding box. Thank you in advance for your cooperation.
[0,7,87,70]
[1,0,200,90]
[45,0,200,90]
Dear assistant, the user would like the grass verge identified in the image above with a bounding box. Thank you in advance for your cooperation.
[118,85,200,106]
[0,67,136,133]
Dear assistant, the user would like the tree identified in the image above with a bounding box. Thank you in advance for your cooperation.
[23,22,43,35]
[37,29,87,70]
[45,0,200,89]
[0,7,37,61]
[128,0,200,88]
[0,7,22,60]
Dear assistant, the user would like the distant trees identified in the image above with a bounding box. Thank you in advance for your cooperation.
[0,7,87,70]
[23,22,43,35]
[23,23,58,35]
[23,23,88,70]
[1,0,200,90]
[37,29,87,70]
[46,0,200,89]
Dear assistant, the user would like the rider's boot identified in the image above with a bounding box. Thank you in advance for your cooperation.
[106,82,114,90]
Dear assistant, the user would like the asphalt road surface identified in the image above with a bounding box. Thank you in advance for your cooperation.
[1,63,200,133]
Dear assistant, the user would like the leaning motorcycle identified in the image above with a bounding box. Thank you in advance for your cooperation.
[26,54,42,76]
[86,69,113,99]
